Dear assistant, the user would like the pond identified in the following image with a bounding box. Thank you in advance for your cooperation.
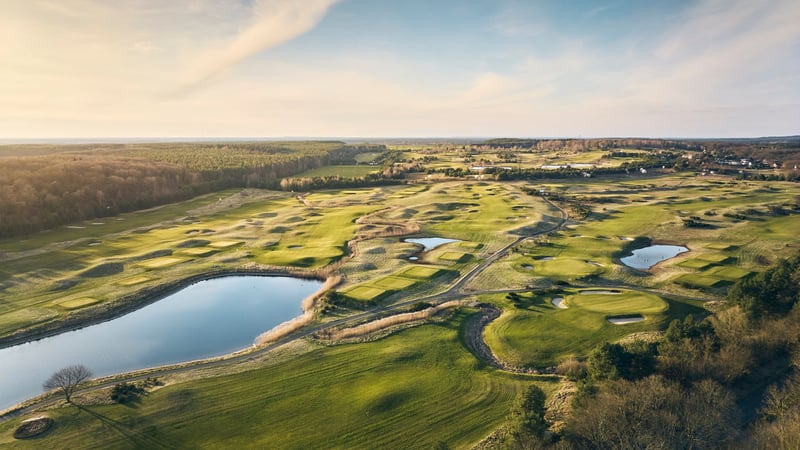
[0,275,322,410]
[403,237,461,252]
[620,244,689,270]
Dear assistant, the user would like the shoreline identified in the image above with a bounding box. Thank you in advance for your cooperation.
[0,266,329,351]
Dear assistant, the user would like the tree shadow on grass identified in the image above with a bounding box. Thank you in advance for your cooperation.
[74,404,171,449]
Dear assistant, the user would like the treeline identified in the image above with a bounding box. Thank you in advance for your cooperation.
[479,138,702,151]
[0,142,384,238]
[507,254,800,449]
[279,174,403,191]
[430,154,676,180]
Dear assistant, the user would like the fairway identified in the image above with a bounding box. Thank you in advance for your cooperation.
[372,276,418,290]
[397,265,443,279]
[344,285,391,302]
[54,297,101,310]
[137,257,187,269]
[0,310,553,449]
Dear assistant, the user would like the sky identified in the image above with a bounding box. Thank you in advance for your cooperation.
[1,0,798,139]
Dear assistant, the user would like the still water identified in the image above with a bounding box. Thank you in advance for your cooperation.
[0,276,321,410]
[403,237,461,251]
[620,244,689,270]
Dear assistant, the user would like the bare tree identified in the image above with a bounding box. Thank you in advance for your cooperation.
[43,365,92,403]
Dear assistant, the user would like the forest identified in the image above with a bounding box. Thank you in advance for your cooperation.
[0,142,383,238]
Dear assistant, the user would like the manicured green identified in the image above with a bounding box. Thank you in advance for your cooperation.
[567,290,668,314]
[295,165,379,178]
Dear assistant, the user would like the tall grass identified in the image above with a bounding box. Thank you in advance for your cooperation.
[320,300,463,341]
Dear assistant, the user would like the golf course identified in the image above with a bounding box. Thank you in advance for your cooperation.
[1,140,798,449]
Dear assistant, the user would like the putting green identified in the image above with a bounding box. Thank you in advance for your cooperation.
[55,297,101,310]
[567,290,667,314]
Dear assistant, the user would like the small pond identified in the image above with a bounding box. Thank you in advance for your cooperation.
[0,275,322,410]
[620,244,689,270]
[403,237,460,252]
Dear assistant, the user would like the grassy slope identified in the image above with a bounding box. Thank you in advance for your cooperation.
[0,310,554,449]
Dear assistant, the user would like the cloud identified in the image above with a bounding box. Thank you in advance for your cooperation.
[177,0,339,94]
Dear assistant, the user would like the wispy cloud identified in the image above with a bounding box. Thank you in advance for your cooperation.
[177,0,339,94]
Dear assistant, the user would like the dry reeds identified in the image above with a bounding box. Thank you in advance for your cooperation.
[253,275,342,346]
[321,300,463,341]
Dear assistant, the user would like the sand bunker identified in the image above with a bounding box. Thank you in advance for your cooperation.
[608,315,645,325]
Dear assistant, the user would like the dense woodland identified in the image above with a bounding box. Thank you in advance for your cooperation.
[508,254,800,449]
[0,142,383,238]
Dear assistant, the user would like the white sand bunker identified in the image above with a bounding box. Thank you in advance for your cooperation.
[608,315,645,325]
[551,297,568,309]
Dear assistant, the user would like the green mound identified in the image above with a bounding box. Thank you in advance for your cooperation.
[81,262,124,278]
[568,291,668,315]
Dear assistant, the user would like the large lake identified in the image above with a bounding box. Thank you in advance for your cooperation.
[0,276,322,410]
[620,244,689,270]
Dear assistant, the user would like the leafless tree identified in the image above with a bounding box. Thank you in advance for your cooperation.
[43,365,92,403]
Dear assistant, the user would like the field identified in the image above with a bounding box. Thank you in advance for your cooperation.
[1,153,799,448]
[0,310,556,449]
[294,164,379,178]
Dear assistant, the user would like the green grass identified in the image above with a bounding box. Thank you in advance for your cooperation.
[567,290,668,314]
[295,165,379,178]
[704,266,752,281]
[178,248,218,257]
[137,257,187,270]
[695,254,733,264]
[116,276,153,286]
[0,310,552,449]
[396,265,443,279]
[208,240,243,249]
[484,291,702,367]
[528,257,604,280]
[678,259,715,270]
[372,276,418,290]
[439,251,471,262]
[353,152,383,164]
[343,285,392,302]
[54,297,102,310]
[674,274,726,289]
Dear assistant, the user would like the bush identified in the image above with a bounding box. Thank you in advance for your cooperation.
[111,382,145,404]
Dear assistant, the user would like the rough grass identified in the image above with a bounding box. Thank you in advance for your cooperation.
[0,311,554,449]
[208,240,243,249]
